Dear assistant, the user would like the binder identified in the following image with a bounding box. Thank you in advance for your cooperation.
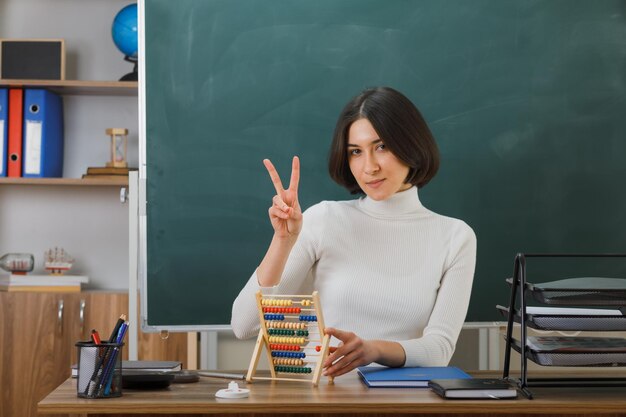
[0,88,7,177]
[22,89,64,178]
[7,88,23,177]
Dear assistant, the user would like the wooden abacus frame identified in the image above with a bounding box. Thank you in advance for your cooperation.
[246,291,333,386]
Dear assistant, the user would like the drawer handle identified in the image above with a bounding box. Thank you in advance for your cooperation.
[79,299,86,335]
[57,299,64,333]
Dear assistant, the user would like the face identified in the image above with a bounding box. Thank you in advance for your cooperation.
[347,118,411,201]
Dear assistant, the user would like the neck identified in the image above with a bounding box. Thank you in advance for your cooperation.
[358,187,423,217]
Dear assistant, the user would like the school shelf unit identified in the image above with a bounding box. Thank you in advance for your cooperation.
[0,79,137,186]
[498,253,626,399]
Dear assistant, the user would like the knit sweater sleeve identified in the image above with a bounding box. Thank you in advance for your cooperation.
[230,203,326,339]
[398,220,477,366]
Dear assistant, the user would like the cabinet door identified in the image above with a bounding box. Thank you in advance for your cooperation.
[76,292,189,367]
[75,292,130,363]
[0,292,75,417]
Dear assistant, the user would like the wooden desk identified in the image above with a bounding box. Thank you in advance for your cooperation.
[39,371,626,417]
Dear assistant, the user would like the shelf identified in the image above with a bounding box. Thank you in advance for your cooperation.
[0,177,128,186]
[0,79,137,96]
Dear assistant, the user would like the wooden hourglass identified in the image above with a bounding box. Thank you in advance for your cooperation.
[106,128,128,168]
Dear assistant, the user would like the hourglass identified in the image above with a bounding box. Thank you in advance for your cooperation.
[106,128,128,168]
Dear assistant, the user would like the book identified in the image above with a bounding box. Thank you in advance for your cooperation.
[0,274,88,286]
[0,274,88,291]
[0,284,80,292]
[81,174,130,182]
[72,360,182,377]
[356,366,471,388]
[86,166,137,175]
[428,378,518,399]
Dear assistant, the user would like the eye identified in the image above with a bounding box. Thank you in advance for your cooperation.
[349,148,361,156]
[376,143,386,151]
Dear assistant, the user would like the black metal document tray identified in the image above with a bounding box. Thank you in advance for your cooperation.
[496,305,626,331]
[511,336,626,367]
[510,277,626,306]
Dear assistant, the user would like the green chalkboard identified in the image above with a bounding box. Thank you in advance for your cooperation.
[143,0,626,327]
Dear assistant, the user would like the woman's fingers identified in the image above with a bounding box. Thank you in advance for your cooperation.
[324,351,361,377]
[269,206,290,220]
[263,159,285,197]
[288,156,300,194]
[272,195,290,212]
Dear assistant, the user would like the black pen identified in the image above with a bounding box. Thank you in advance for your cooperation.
[108,314,126,342]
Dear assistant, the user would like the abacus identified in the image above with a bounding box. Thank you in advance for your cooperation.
[246,291,333,386]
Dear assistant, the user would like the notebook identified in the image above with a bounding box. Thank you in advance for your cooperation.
[357,366,471,388]
[428,378,518,399]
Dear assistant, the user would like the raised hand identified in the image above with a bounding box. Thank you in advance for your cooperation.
[263,156,302,240]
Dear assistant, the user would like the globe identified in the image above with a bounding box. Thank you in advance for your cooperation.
[112,4,138,58]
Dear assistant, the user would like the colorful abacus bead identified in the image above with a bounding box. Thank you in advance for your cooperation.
[271,351,306,358]
[275,365,312,374]
[264,313,285,321]
[299,314,317,322]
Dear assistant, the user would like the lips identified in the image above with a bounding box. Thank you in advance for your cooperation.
[366,179,385,188]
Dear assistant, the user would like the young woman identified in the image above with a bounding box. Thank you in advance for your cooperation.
[231,86,476,378]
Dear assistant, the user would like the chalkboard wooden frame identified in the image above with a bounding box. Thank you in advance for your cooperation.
[139,0,626,331]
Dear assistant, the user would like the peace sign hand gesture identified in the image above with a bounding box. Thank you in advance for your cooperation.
[264,156,302,240]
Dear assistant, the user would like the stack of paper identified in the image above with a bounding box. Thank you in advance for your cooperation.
[0,274,89,292]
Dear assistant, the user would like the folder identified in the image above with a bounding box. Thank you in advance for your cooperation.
[22,89,64,178]
[357,366,471,388]
[0,88,7,177]
[7,88,23,177]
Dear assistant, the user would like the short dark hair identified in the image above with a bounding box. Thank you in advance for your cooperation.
[328,86,440,194]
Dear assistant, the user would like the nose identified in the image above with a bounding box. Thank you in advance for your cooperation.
[364,152,380,175]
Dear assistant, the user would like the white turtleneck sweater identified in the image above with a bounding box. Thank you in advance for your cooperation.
[231,187,476,367]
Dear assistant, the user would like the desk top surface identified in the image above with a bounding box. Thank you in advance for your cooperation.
[39,371,626,415]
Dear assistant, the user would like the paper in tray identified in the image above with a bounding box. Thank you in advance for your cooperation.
[496,305,626,331]
[526,336,626,352]
[525,277,626,306]
[512,339,626,367]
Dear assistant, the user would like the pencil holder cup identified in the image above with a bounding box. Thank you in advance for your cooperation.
[75,341,124,398]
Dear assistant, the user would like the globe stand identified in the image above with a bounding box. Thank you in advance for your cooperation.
[119,55,138,82]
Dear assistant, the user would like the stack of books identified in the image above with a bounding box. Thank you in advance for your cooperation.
[0,274,89,292]
[81,166,137,181]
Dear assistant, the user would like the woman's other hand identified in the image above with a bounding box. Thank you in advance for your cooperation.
[322,327,379,377]
[322,327,407,377]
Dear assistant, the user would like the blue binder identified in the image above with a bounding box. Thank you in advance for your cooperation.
[22,89,64,178]
[0,88,7,177]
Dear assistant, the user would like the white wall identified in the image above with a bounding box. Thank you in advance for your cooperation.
[0,0,137,289]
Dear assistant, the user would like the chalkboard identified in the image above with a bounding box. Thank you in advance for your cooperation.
[142,0,626,328]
